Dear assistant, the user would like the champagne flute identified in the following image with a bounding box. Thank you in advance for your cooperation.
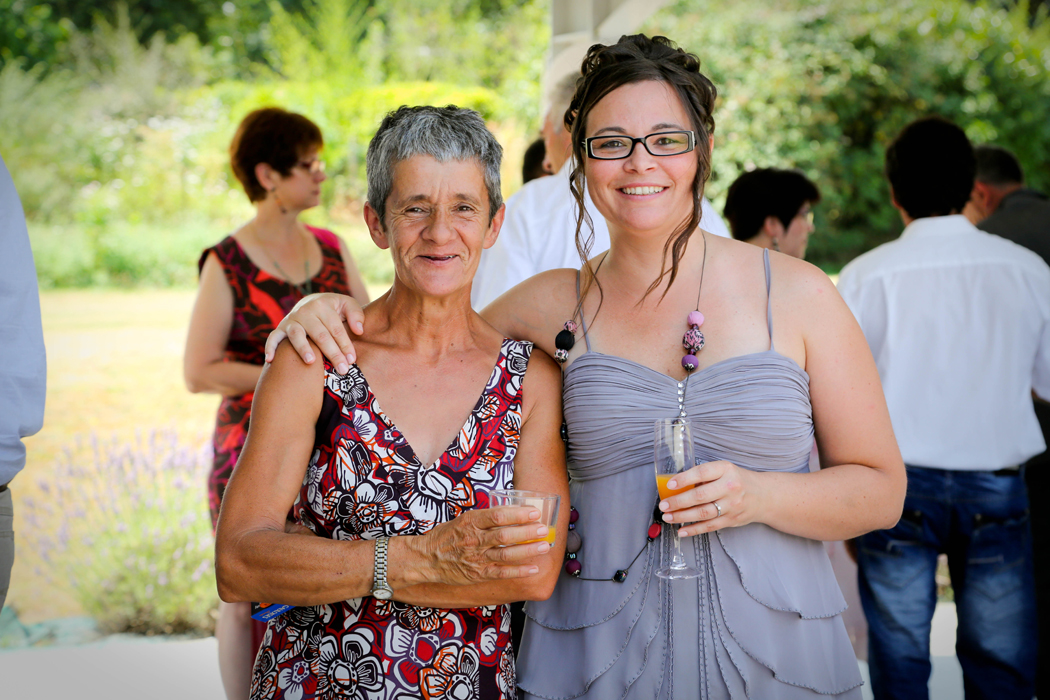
[654,417,701,579]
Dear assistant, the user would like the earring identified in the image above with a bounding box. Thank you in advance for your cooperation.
[270,187,287,215]
[772,237,780,253]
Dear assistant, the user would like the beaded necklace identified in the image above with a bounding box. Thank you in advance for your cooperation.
[556,233,709,581]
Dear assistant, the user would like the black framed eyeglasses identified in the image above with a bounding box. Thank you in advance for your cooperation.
[584,130,696,160]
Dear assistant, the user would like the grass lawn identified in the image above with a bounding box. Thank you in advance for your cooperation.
[8,284,388,625]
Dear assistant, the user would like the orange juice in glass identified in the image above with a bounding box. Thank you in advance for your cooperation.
[654,417,701,579]
[490,489,560,545]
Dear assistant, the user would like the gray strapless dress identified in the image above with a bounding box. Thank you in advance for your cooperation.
[517,250,863,699]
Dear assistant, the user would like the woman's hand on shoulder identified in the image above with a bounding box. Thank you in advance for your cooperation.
[263,292,364,373]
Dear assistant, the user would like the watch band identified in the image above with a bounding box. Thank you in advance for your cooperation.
[371,536,393,599]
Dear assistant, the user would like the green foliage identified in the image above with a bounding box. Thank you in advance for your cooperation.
[21,431,218,635]
[648,0,1050,268]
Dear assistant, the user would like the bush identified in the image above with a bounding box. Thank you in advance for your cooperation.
[647,0,1050,269]
[20,430,218,635]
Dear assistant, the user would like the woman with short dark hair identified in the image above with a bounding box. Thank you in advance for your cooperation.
[184,106,369,699]
[724,167,821,259]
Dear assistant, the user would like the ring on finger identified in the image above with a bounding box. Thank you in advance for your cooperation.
[713,501,723,518]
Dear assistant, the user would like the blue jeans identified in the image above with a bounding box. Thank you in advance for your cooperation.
[857,466,1036,700]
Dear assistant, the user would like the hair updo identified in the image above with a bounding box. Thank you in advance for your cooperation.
[565,34,718,300]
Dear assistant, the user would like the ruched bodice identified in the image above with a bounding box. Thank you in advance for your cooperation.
[516,250,862,700]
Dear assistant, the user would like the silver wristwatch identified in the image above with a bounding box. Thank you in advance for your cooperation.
[371,536,393,600]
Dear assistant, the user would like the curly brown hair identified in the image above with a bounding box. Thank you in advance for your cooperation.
[565,34,717,301]
[229,107,323,202]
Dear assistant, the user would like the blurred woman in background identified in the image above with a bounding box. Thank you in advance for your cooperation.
[183,106,369,699]
[723,167,820,259]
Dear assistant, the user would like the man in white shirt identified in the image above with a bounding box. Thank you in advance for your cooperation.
[838,117,1050,700]
[0,154,47,611]
[471,74,729,309]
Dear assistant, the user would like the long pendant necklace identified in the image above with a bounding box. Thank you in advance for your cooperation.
[264,223,313,297]
[557,232,710,580]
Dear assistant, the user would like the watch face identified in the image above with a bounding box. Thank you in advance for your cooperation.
[372,586,393,600]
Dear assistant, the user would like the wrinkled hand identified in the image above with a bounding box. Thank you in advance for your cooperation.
[658,460,759,537]
[418,506,550,585]
[263,293,366,374]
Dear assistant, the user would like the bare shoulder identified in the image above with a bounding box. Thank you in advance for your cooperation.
[482,267,580,349]
[266,337,327,387]
[769,252,840,308]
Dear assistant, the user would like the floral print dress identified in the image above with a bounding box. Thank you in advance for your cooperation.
[251,338,534,700]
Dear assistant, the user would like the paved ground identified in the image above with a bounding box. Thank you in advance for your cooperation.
[0,603,964,699]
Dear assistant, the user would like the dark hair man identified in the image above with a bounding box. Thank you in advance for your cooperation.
[838,117,1050,700]
[723,168,821,258]
[969,143,1050,700]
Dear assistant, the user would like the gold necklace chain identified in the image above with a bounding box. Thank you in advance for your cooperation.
[254,220,313,296]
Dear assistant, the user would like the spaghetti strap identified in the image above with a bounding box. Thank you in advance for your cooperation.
[575,269,593,352]
[764,248,775,350]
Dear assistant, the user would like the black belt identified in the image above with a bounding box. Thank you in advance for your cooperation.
[993,466,1022,476]
[0,483,7,493]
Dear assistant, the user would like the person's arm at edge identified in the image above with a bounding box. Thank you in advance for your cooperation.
[0,154,45,486]
[394,347,569,607]
[183,252,263,396]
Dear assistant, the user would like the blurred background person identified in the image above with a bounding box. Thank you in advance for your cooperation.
[839,117,1050,700]
[470,71,732,310]
[522,137,550,184]
[0,153,47,613]
[183,107,369,699]
[215,105,567,699]
[969,143,1050,698]
[723,167,820,259]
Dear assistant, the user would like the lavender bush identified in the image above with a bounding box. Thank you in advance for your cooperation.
[22,429,218,635]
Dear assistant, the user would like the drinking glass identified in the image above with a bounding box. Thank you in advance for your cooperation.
[654,418,701,579]
[490,489,560,545]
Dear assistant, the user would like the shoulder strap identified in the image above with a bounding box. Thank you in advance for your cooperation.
[764,248,774,350]
[575,269,592,352]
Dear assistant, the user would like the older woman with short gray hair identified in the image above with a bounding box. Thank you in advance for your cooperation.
[215,105,568,699]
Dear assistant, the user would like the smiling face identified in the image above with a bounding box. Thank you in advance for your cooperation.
[365,154,502,298]
[582,80,699,239]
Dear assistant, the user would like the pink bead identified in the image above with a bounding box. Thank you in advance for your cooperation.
[687,310,705,328]
[682,354,698,371]
[565,559,582,576]
[564,320,579,334]
[682,327,705,353]
[569,507,579,524]
[648,523,662,540]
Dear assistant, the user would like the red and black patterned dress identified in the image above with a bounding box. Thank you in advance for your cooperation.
[250,339,534,700]
[199,226,352,528]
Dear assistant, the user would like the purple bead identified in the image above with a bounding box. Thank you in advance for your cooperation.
[569,507,579,524]
[682,354,698,371]
[682,327,705,353]
[565,559,582,576]
[566,529,582,554]
[688,310,705,328]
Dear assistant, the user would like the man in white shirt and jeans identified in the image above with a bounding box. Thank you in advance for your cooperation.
[471,73,729,310]
[838,117,1050,699]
